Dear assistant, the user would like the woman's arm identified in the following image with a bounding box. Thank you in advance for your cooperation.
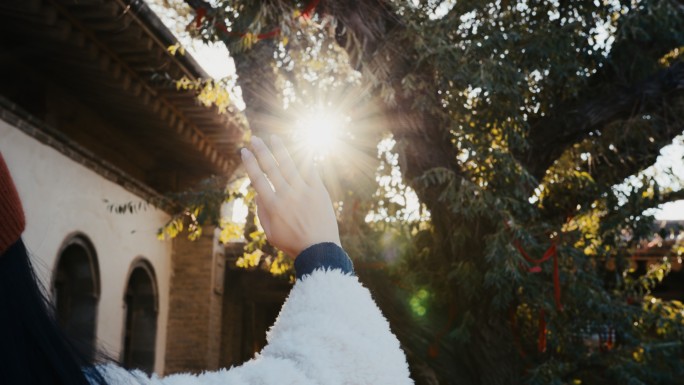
[217,136,412,384]
[101,137,413,384]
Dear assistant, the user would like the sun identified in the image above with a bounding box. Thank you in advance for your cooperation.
[293,107,347,158]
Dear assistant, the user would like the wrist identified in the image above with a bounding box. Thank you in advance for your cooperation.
[294,242,354,280]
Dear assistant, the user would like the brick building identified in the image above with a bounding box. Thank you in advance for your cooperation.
[0,0,289,376]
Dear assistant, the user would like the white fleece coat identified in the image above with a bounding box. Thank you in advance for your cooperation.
[98,269,414,384]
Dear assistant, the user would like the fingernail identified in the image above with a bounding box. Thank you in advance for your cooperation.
[252,135,262,145]
[240,148,250,158]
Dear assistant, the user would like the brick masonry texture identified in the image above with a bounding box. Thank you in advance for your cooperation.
[164,226,224,374]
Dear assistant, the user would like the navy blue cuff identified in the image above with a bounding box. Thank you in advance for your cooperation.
[294,242,354,280]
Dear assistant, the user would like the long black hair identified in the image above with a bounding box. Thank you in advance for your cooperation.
[0,239,109,385]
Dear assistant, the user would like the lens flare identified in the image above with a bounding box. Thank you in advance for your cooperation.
[293,108,347,158]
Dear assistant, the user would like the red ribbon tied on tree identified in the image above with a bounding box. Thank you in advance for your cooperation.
[193,0,320,41]
[514,240,563,312]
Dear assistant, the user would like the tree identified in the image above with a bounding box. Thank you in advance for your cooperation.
[162,0,684,383]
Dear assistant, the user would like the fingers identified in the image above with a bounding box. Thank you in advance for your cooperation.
[250,136,290,193]
[300,157,323,187]
[255,195,272,239]
[241,148,275,204]
[270,135,306,189]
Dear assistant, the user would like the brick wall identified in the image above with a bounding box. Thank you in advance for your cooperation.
[164,226,225,374]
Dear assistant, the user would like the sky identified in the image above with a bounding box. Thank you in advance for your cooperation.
[646,139,684,220]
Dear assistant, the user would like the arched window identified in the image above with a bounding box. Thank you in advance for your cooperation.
[122,259,158,375]
[52,234,100,361]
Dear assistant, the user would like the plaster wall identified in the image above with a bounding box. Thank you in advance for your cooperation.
[0,120,172,375]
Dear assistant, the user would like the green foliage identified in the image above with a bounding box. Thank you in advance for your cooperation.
[159,0,684,383]
[107,175,240,240]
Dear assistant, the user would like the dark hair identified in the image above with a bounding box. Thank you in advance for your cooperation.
[0,239,109,385]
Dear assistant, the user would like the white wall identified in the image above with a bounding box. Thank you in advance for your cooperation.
[0,120,172,374]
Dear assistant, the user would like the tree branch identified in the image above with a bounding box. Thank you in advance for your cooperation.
[521,62,684,181]
[659,189,684,206]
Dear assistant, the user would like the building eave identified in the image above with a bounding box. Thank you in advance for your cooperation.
[0,0,246,192]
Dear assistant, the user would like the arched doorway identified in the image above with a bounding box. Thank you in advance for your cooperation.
[52,234,100,361]
[122,259,158,375]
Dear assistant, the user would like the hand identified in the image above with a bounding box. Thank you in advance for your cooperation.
[241,135,341,258]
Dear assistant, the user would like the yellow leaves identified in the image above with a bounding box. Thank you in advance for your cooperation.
[173,76,232,114]
[572,170,594,182]
[241,32,258,50]
[175,76,195,91]
[236,249,263,268]
[269,251,293,276]
[188,218,203,241]
[157,217,184,240]
[196,80,231,114]
[633,346,644,362]
[157,206,204,242]
[218,221,243,244]
[641,185,655,199]
[167,42,185,56]
[235,248,294,277]
[639,295,684,339]
[563,202,603,254]
[659,46,683,67]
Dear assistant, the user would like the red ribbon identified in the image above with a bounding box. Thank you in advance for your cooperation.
[195,1,320,41]
[301,0,320,18]
[538,309,547,353]
[514,240,563,312]
[194,7,207,28]
[517,240,560,354]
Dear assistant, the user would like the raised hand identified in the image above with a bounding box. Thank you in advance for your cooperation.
[240,135,341,258]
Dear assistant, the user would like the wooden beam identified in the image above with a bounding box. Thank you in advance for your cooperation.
[98,55,110,71]
[85,40,99,60]
[141,91,151,105]
[151,100,161,113]
[86,16,133,31]
[111,62,122,79]
[70,30,86,47]
[168,112,177,128]
[130,82,143,97]
[159,106,170,120]
[62,0,106,6]
[54,19,73,41]
[121,73,131,90]
[41,6,59,26]
[175,120,185,134]
[70,2,119,20]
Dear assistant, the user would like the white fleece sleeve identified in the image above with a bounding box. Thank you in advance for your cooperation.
[99,269,413,385]
[257,268,413,384]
